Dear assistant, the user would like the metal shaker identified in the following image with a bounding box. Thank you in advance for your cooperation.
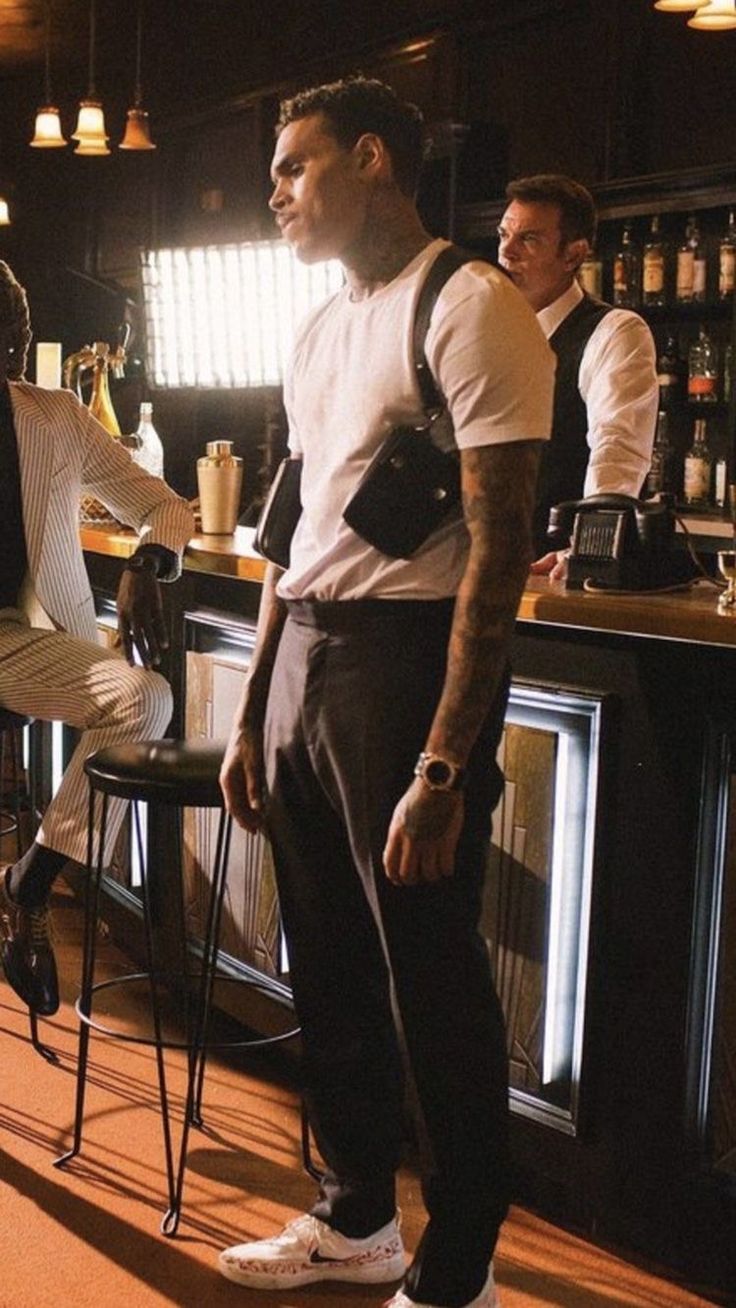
[197,440,243,534]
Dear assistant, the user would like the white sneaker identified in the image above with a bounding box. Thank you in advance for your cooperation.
[384,1265,499,1308]
[218,1211,406,1289]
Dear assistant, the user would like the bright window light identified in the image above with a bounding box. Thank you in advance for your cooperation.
[141,241,344,388]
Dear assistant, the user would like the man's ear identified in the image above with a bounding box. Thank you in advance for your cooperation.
[353,132,389,180]
[564,238,590,272]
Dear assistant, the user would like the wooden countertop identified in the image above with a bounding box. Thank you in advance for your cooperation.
[81,522,736,649]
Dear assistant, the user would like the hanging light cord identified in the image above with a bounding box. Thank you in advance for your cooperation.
[87,0,97,99]
[134,0,144,107]
[43,1,52,104]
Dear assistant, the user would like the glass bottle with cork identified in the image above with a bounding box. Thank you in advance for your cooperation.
[719,209,736,300]
[613,221,641,308]
[688,326,718,404]
[683,418,713,509]
[120,401,164,479]
[677,215,706,304]
[643,215,666,307]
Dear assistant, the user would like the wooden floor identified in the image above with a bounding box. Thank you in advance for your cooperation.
[0,876,728,1308]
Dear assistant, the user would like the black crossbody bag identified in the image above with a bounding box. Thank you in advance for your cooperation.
[253,245,475,567]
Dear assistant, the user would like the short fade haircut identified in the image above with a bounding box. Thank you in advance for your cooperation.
[0,261,31,381]
[276,75,427,199]
[505,174,597,249]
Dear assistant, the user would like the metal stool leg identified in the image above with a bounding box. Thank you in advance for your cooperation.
[55,785,108,1167]
[190,810,233,1125]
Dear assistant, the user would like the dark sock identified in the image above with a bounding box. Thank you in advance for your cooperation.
[5,842,68,908]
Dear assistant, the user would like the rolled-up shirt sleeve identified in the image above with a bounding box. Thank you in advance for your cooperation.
[579,310,658,498]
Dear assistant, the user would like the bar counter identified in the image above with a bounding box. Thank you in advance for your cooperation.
[81,519,736,646]
[80,521,736,1299]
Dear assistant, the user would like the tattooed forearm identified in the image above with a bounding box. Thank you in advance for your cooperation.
[425,440,542,762]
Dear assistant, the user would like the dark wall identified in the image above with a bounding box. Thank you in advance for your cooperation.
[1,0,735,505]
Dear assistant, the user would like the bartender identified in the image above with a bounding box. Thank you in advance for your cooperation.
[497,173,657,573]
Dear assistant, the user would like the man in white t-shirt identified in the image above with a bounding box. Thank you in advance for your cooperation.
[219,76,554,1308]
[497,174,657,574]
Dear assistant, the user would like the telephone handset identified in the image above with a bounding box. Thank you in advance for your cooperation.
[547,492,696,591]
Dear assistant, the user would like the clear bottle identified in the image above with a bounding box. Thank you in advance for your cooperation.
[578,250,603,299]
[645,409,673,498]
[719,209,736,300]
[643,215,666,306]
[656,332,685,409]
[133,401,164,479]
[683,418,712,508]
[715,456,728,510]
[677,215,706,303]
[687,325,718,403]
[612,222,641,307]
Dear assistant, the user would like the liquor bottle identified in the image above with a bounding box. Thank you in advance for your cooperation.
[134,401,164,479]
[676,215,706,303]
[578,250,602,299]
[719,209,736,300]
[612,222,641,307]
[643,215,666,306]
[687,326,718,403]
[715,456,728,509]
[656,332,685,409]
[645,409,673,497]
[683,418,712,508]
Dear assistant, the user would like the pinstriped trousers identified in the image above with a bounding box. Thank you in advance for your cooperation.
[0,614,173,865]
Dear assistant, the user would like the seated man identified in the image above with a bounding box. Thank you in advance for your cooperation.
[497,173,658,573]
[0,260,194,1017]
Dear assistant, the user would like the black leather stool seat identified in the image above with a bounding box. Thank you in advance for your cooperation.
[84,740,225,806]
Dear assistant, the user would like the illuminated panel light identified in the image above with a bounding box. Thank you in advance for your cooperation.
[141,240,343,388]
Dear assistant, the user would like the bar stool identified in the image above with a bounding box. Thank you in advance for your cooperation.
[0,708,29,861]
[0,707,54,1061]
[54,739,316,1236]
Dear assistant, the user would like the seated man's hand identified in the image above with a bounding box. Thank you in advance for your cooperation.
[116,561,168,669]
[530,549,570,582]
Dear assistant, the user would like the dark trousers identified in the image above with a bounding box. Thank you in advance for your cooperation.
[264,598,511,1307]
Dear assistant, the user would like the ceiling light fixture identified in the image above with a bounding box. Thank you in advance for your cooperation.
[120,0,156,151]
[688,0,736,27]
[30,1,66,148]
[72,0,110,156]
[653,1,707,11]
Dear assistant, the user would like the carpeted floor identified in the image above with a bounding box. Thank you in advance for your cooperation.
[0,882,725,1308]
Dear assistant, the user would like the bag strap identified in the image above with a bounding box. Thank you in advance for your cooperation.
[413,244,479,420]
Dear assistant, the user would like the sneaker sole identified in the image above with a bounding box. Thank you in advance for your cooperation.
[218,1249,406,1289]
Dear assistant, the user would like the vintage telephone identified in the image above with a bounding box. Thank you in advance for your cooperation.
[547,492,698,591]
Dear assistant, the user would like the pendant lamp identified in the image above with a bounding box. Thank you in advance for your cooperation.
[30,2,66,148]
[688,0,736,26]
[72,0,110,156]
[120,0,156,150]
[653,1,708,10]
[0,199,10,227]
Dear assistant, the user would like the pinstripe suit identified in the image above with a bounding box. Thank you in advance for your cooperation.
[0,381,194,864]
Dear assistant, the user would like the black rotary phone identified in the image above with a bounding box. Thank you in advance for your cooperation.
[547,492,697,591]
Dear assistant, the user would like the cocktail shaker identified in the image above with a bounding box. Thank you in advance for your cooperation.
[197,440,243,534]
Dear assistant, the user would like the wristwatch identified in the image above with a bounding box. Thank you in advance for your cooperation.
[414,751,466,792]
[125,551,158,575]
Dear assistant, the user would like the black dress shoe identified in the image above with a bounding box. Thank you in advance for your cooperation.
[0,881,59,1016]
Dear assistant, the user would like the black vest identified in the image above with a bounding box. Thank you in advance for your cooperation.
[533,293,614,554]
[0,383,28,610]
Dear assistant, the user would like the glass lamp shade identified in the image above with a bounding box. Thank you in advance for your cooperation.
[119,106,156,150]
[0,199,11,227]
[688,0,736,24]
[653,1,708,10]
[30,105,67,148]
[72,99,110,154]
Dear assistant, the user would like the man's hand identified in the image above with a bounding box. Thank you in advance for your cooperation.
[530,549,569,582]
[383,777,464,886]
[115,564,168,669]
[219,720,266,834]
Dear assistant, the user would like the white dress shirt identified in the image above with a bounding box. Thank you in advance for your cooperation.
[537,279,658,498]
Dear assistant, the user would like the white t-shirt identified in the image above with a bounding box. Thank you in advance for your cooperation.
[279,238,555,601]
[537,280,657,498]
